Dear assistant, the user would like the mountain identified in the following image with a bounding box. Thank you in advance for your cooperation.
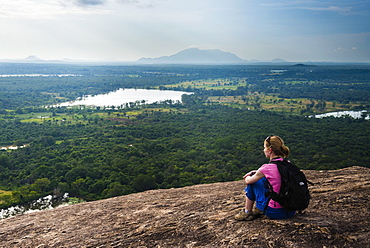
[23,55,43,62]
[0,56,65,64]
[0,166,368,247]
[271,58,286,62]
[138,48,247,64]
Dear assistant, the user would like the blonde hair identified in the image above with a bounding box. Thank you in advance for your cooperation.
[265,135,290,158]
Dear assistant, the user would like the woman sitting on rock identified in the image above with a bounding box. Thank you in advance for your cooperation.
[234,135,296,221]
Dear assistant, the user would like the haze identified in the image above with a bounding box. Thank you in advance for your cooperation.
[0,0,369,63]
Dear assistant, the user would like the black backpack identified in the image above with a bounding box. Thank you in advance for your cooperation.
[265,159,312,212]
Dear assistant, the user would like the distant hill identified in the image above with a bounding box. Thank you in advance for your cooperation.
[0,56,64,64]
[271,58,286,63]
[23,55,43,62]
[137,48,247,64]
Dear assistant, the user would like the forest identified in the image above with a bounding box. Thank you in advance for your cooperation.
[0,62,369,208]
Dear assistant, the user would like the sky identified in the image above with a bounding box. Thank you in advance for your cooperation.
[0,0,369,63]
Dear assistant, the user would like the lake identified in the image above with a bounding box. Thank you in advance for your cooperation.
[56,89,193,107]
[0,74,80,77]
[0,194,70,219]
[310,110,369,120]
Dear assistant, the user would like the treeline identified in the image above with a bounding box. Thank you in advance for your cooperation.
[0,104,369,207]
[1,64,370,109]
[165,66,370,104]
[0,63,245,109]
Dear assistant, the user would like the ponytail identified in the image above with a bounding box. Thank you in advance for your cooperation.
[266,135,290,158]
[279,144,290,158]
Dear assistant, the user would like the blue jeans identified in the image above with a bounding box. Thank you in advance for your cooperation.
[245,177,296,219]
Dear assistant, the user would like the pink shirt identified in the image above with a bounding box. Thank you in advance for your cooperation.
[258,158,283,208]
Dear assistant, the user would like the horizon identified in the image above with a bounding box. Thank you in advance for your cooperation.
[0,1,369,63]
[2,48,370,65]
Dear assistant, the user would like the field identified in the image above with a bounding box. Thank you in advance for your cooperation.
[163,77,365,114]
[164,78,248,90]
[0,190,12,204]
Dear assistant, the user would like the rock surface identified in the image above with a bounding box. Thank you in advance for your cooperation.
[0,166,369,248]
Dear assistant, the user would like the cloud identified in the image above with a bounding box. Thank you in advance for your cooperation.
[74,0,107,6]
[116,0,139,3]
[299,5,352,13]
[115,0,160,9]
[334,46,360,52]
[0,0,112,19]
[261,1,354,14]
[71,0,157,8]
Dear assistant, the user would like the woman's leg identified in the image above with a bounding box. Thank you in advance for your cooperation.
[235,178,267,221]
[245,177,268,210]
[245,196,254,212]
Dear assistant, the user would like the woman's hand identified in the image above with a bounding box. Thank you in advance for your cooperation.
[243,170,257,179]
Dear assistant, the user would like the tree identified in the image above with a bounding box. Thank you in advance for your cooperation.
[132,174,157,192]
[30,178,51,193]
[0,154,11,168]
[39,136,56,146]
[102,182,129,198]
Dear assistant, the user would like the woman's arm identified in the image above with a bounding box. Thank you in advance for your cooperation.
[244,170,265,185]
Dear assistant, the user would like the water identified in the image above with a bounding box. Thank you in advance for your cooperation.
[0,194,69,219]
[310,110,369,120]
[0,74,80,77]
[56,88,193,107]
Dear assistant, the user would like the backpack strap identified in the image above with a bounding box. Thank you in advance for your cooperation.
[263,178,280,214]
[263,180,272,214]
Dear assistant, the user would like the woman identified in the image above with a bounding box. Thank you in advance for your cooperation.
[234,135,296,221]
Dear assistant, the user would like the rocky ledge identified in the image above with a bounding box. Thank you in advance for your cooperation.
[0,166,369,248]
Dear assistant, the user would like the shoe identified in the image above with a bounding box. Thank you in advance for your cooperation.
[234,210,257,221]
[252,207,264,218]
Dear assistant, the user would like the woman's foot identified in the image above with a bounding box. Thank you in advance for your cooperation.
[234,210,257,221]
[252,207,264,218]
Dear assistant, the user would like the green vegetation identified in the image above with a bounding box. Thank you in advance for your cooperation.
[0,63,369,208]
